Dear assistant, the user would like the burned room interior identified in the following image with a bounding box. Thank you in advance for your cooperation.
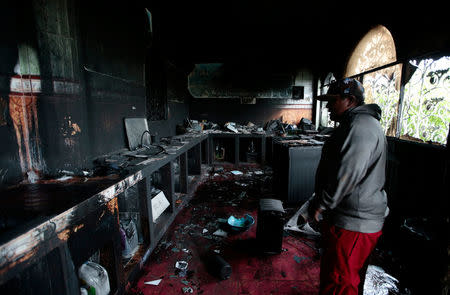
[0,1,449,294]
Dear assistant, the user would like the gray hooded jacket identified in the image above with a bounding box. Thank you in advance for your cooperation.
[314,104,389,233]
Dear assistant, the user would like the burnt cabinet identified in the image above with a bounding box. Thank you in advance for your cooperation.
[272,140,322,204]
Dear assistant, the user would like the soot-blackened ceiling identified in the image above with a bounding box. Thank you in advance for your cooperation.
[148,0,449,76]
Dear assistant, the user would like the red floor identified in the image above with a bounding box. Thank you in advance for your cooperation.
[129,166,320,295]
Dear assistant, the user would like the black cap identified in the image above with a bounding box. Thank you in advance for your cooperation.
[318,78,365,104]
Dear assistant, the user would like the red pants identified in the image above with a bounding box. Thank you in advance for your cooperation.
[319,223,382,295]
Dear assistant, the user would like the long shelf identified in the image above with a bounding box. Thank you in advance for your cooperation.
[0,131,272,294]
[0,133,208,294]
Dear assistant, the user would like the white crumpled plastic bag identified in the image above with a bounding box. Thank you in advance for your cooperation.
[363,265,400,295]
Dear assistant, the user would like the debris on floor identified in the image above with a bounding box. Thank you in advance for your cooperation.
[212,228,228,237]
[130,165,321,294]
[205,254,232,280]
[363,265,401,295]
[175,261,189,277]
[143,279,162,286]
[227,214,254,232]
[127,164,430,295]
[182,286,194,293]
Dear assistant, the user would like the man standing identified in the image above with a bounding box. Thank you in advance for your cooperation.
[308,78,389,295]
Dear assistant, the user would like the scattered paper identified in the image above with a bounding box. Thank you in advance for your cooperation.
[144,279,162,286]
[213,229,228,237]
[61,170,75,175]
[202,229,209,234]
[231,170,243,175]
[225,123,239,133]
[175,261,188,270]
[151,191,170,222]
[56,175,73,181]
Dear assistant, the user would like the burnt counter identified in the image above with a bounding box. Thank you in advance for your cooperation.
[0,132,208,294]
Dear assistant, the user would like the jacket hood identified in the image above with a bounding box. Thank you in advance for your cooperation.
[348,104,382,121]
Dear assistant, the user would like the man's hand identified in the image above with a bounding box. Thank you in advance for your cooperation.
[313,207,324,222]
[306,199,325,223]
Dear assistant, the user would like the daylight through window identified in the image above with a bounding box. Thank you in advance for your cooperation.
[322,25,449,145]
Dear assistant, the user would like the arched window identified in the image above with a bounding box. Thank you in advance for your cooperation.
[345,25,401,136]
[319,25,449,144]
[344,25,397,77]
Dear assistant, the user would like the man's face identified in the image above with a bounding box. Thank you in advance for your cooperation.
[326,95,351,121]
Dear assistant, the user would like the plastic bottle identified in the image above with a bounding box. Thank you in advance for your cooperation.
[78,261,110,295]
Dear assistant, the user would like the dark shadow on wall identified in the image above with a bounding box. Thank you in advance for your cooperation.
[146,43,168,121]
[147,101,189,140]
[33,0,91,177]
[379,138,449,295]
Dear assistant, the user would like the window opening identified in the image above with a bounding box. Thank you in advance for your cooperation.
[345,25,397,77]
[362,64,402,136]
[400,56,450,144]
[344,25,400,135]
[319,24,449,145]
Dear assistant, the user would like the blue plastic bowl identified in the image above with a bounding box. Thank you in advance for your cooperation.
[227,214,255,231]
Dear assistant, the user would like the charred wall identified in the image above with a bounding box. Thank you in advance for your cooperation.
[0,0,190,186]
[0,2,26,185]
[78,1,147,159]
[189,98,312,126]
[188,65,315,126]
[147,61,192,139]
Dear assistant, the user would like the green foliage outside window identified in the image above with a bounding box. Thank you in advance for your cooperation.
[362,65,400,137]
[361,57,449,144]
[401,57,450,144]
